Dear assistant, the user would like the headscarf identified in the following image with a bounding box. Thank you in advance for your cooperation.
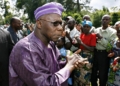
[82,20,92,28]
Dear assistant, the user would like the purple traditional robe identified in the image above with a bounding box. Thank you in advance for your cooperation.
[9,32,70,86]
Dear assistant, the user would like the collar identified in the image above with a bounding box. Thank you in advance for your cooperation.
[100,26,109,33]
[71,27,77,32]
[8,26,14,32]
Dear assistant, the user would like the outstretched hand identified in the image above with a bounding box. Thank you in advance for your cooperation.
[66,49,88,72]
[74,49,88,69]
[75,36,83,44]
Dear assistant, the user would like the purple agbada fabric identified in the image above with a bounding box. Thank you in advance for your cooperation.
[9,32,70,86]
[34,2,64,20]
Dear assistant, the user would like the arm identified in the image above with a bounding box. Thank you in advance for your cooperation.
[10,48,68,86]
[10,43,82,86]
[64,31,73,49]
[76,34,96,52]
[97,30,117,47]
[80,43,95,52]
[65,32,72,43]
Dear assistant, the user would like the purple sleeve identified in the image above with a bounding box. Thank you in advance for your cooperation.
[55,67,70,84]
[10,43,70,86]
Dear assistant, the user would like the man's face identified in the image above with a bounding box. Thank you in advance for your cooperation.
[13,19,22,30]
[67,21,74,30]
[101,16,110,27]
[38,14,63,42]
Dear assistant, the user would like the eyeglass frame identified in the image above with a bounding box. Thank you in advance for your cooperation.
[38,19,62,27]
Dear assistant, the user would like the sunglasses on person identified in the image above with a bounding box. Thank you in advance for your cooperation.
[39,19,62,27]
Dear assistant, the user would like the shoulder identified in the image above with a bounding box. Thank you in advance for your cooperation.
[108,27,116,34]
[88,33,96,40]
[94,27,101,32]
[80,33,84,37]
[7,26,14,34]
[96,27,102,30]
[7,26,11,31]
[91,33,96,37]
[50,41,58,51]
[13,34,44,54]
[0,29,11,37]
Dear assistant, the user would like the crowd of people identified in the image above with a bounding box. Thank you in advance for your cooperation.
[0,2,120,86]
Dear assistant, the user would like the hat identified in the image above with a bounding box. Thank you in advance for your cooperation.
[34,2,64,20]
[82,20,92,28]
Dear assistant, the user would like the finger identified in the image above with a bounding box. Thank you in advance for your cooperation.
[77,63,84,68]
[83,58,88,62]
[66,50,73,57]
[74,64,78,69]
[74,49,81,54]
[77,59,88,65]
[76,57,87,62]
[83,61,89,64]
[74,63,81,69]
[74,54,82,60]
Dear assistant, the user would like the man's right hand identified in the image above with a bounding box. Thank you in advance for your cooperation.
[96,33,103,39]
[65,49,88,72]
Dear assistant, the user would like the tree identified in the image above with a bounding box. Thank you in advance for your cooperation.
[17,0,47,22]
[92,7,110,28]
[16,0,92,22]
[0,0,14,24]
[111,12,120,25]
[75,0,91,12]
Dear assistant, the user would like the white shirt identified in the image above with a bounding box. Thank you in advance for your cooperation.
[65,27,81,51]
[94,26,117,50]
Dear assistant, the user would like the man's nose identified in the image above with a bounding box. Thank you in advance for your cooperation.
[57,24,63,31]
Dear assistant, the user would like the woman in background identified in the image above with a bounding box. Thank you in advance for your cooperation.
[74,20,96,86]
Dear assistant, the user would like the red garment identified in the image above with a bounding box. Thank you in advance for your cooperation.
[80,33,96,50]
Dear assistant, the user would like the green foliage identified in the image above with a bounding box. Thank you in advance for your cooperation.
[0,15,5,25]
[73,13,82,23]
[91,7,110,28]
[16,2,23,8]
[111,12,120,25]
[20,16,28,23]
[16,0,91,22]
[92,11,103,28]
[16,0,47,22]
[62,12,68,20]
[62,12,82,24]
[4,13,13,24]
[2,0,119,26]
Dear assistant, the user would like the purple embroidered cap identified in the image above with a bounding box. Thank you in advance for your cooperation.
[34,2,64,20]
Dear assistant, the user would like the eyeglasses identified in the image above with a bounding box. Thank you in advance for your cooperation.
[39,19,62,27]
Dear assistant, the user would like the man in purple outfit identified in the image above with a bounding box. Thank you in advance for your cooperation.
[9,2,86,86]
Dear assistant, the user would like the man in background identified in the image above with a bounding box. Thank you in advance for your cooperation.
[7,17,23,44]
[0,29,14,86]
[91,14,117,86]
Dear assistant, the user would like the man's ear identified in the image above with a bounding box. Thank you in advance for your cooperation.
[36,20,42,29]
